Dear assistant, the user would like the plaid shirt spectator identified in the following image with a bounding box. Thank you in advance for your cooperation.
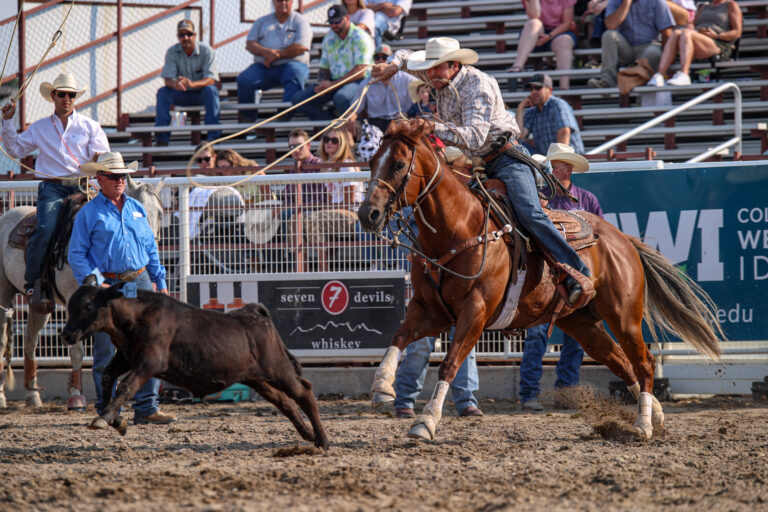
[285,154,326,207]
[523,96,584,155]
[391,50,520,156]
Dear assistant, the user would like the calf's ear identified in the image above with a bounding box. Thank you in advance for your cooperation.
[84,275,98,287]
[97,284,125,304]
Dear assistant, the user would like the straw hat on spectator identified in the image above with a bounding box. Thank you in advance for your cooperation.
[407,37,478,71]
[80,152,138,177]
[544,143,589,173]
[40,72,86,103]
[408,80,426,103]
[244,200,282,245]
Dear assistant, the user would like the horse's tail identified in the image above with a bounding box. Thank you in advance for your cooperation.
[629,236,724,361]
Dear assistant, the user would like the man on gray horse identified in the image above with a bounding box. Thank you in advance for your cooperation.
[371,37,592,305]
[1,72,109,312]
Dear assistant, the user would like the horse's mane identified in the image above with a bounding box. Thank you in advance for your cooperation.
[385,119,432,151]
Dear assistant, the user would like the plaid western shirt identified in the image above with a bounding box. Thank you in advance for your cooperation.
[523,95,585,155]
[391,50,520,157]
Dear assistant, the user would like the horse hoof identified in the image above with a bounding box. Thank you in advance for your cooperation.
[113,416,128,436]
[633,422,653,440]
[652,412,665,425]
[67,395,87,412]
[371,392,395,409]
[407,423,434,441]
[88,418,108,430]
[0,394,6,409]
[25,392,42,408]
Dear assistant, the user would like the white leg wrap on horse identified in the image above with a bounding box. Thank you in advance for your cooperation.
[634,392,654,439]
[651,394,664,425]
[371,346,400,405]
[628,382,641,401]
[409,381,450,441]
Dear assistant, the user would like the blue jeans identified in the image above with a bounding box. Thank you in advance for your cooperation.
[394,332,479,413]
[519,324,584,402]
[155,85,221,143]
[92,272,160,417]
[291,80,363,121]
[25,181,81,290]
[237,61,308,121]
[488,150,590,276]
[373,13,389,49]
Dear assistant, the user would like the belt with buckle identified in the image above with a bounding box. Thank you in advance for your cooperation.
[481,140,519,165]
[103,267,146,282]
[41,177,84,187]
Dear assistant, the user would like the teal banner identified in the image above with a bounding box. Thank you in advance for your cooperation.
[574,163,768,341]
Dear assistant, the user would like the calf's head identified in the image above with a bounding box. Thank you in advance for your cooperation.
[61,276,125,345]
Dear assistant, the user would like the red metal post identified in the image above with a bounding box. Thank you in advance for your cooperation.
[116,0,123,126]
[18,0,25,129]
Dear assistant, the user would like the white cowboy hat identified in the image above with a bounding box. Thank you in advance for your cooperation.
[244,200,282,245]
[39,72,86,103]
[408,80,426,103]
[444,146,464,163]
[407,37,478,71]
[80,152,138,177]
[545,143,589,173]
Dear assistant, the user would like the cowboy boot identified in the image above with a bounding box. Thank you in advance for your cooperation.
[24,357,42,407]
[28,279,54,315]
[67,369,86,411]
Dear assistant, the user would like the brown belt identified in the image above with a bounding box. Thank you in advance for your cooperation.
[481,140,518,164]
[42,177,84,187]
[103,267,146,282]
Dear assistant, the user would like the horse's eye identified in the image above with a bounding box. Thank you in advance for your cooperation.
[85,302,94,312]
[395,161,405,170]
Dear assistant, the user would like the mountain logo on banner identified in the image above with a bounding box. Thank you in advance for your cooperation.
[289,321,383,336]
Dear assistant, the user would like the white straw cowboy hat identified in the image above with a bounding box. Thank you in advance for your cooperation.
[39,72,86,103]
[80,152,138,177]
[444,146,464,163]
[407,37,479,71]
[408,80,426,103]
[244,200,282,245]
[545,143,590,173]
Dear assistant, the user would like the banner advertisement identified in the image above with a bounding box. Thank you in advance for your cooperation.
[577,163,768,341]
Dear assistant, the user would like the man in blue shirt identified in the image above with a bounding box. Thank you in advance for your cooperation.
[587,0,675,88]
[515,73,584,156]
[70,152,176,426]
[237,0,313,122]
[155,19,220,146]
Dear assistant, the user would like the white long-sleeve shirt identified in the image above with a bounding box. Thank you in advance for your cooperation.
[1,110,110,178]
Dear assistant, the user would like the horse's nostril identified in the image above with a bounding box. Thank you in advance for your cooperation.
[369,209,380,224]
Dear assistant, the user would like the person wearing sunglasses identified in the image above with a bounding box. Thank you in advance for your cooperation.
[237,0,313,123]
[69,152,175,427]
[1,72,109,313]
[514,73,584,157]
[291,4,373,121]
[343,0,375,42]
[155,19,220,146]
[318,129,364,205]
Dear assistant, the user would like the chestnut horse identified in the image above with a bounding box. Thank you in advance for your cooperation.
[358,120,724,441]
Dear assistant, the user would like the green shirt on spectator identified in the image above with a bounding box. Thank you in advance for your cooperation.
[319,22,373,81]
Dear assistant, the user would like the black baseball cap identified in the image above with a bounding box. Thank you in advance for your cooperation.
[327,4,348,24]
[526,73,553,89]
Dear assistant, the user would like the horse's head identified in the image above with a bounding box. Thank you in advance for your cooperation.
[125,175,165,242]
[358,119,441,233]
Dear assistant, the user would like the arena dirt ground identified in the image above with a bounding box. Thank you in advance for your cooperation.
[0,389,766,511]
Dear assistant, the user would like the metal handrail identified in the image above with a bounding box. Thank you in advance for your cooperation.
[587,82,742,163]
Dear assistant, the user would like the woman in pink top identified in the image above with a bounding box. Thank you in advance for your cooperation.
[508,0,578,89]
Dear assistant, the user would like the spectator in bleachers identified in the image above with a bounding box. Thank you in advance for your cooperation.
[581,0,609,51]
[667,0,697,28]
[348,44,417,132]
[236,0,313,123]
[155,20,220,146]
[319,128,364,205]
[216,148,271,202]
[344,0,376,42]
[508,0,578,90]
[586,0,675,89]
[292,5,374,121]
[286,128,326,206]
[366,0,412,48]
[649,0,742,87]
[406,81,436,118]
[515,73,584,155]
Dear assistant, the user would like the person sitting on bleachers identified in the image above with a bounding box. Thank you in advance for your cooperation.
[348,44,417,132]
[587,0,675,89]
[236,0,313,123]
[320,128,364,205]
[155,20,220,146]
[648,0,742,87]
[292,4,374,121]
[344,0,376,42]
[667,0,697,28]
[515,73,584,155]
[508,0,578,90]
[366,0,412,48]
[406,81,436,118]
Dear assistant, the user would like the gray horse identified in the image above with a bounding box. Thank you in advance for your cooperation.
[0,175,164,409]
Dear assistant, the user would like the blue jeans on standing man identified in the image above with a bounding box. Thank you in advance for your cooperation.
[92,272,161,418]
[236,61,308,122]
[25,181,81,290]
[291,79,364,121]
[394,333,480,414]
[519,324,584,402]
[487,148,590,277]
[155,85,221,144]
